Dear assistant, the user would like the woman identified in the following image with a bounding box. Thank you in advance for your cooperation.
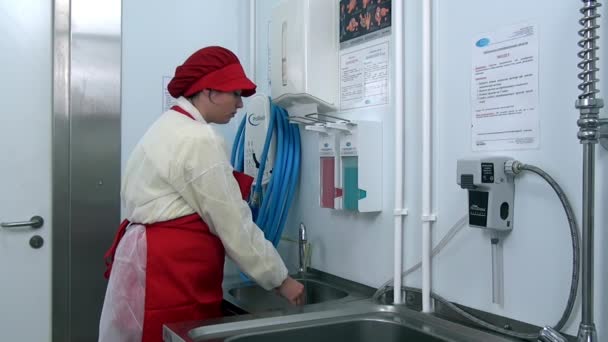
[99,46,304,342]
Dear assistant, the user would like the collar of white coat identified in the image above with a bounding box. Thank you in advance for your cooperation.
[173,96,207,123]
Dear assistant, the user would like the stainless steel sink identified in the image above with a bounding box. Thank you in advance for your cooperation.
[228,279,348,311]
[162,302,518,342]
[222,269,374,314]
[225,317,447,342]
[163,270,519,342]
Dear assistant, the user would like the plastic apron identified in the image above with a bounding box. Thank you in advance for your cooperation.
[99,105,254,342]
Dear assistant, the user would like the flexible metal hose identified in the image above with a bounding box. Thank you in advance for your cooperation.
[518,164,580,332]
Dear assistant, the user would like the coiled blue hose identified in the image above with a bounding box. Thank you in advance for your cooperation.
[231,98,301,253]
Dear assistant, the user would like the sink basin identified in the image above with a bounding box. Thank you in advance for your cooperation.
[222,269,374,314]
[228,279,348,310]
[164,272,517,342]
[226,318,447,342]
[172,303,517,342]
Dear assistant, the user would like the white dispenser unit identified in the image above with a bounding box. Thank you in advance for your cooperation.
[306,124,342,209]
[270,0,338,115]
[303,119,382,212]
[456,157,515,231]
[328,120,382,212]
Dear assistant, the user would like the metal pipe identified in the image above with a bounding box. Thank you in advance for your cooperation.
[582,145,595,323]
[578,144,598,342]
[490,238,503,306]
[575,1,603,340]
[392,0,406,304]
[298,223,308,273]
[249,0,256,81]
[421,0,434,314]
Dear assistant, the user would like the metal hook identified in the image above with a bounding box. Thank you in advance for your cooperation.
[305,113,351,124]
[287,116,321,125]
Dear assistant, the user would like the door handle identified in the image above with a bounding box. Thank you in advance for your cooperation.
[1,216,44,229]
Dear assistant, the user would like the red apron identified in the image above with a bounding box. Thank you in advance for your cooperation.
[104,105,254,342]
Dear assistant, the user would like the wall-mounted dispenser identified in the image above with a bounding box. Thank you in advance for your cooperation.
[328,120,382,213]
[457,157,515,305]
[305,124,343,209]
[270,0,338,116]
[456,157,515,231]
[298,117,382,212]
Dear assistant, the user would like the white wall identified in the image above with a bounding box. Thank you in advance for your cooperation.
[258,0,606,339]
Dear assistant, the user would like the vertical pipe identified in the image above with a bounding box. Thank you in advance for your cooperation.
[393,0,405,304]
[421,0,433,313]
[577,141,598,342]
[491,238,503,305]
[250,0,257,81]
[581,143,595,324]
[575,2,602,340]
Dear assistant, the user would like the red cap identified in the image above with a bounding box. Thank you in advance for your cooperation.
[168,46,256,98]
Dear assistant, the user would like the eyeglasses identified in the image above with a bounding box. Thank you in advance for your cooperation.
[205,89,243,97]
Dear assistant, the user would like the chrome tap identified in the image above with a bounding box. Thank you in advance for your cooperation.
[538,326,568,342]
[298,223,308,273]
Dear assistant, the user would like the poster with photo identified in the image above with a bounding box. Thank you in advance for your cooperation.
[340,0,392,49]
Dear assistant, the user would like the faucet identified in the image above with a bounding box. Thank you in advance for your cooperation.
[538,326,568,342]
[298,222,308,273]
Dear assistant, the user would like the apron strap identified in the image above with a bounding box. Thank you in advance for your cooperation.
[103,219,130,279]
[171,105,196,120]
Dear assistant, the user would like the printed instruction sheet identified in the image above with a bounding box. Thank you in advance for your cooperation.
[340,41,389,110]
[471,23,539,151]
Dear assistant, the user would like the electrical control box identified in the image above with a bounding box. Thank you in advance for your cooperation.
[457,157,514,231]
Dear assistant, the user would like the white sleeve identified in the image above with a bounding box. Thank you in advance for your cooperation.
[171,132,288,290]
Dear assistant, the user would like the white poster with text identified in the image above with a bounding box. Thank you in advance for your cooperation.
[471,23,539,151]
[340,41,389,110]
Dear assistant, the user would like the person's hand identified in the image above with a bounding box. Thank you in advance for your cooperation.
[361,13,371,30]
[276,276,305,305]
[380,7,390,18]
[347,0,357,13]
[347,18,359,32]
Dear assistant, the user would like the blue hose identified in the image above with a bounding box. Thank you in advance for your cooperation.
[231,98,301,280]
[260,104,286,239]
[253,106,278,226]
[231,114,247,172]
[274,120,301,245]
